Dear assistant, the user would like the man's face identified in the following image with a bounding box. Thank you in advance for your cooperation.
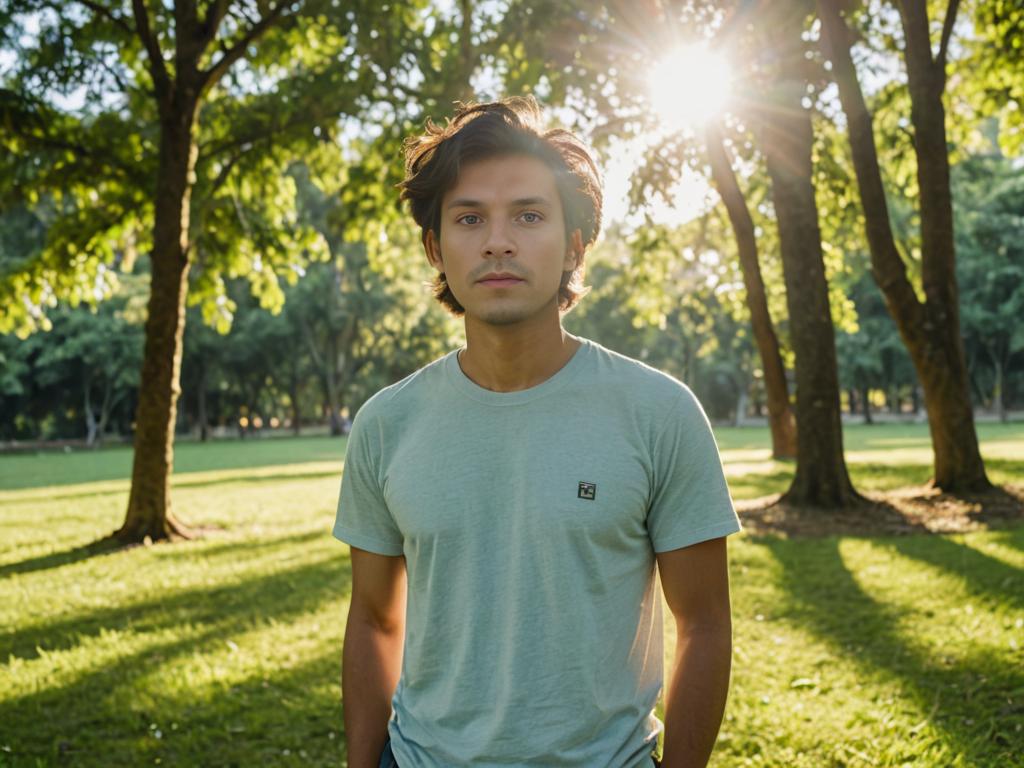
[425,154,582,327]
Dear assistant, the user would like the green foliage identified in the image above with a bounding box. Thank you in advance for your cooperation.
[954,151,1024,408]
[0,275,146,441]
[0,0,437,336]
[964,0,1024,155]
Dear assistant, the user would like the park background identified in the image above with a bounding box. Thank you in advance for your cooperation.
[1,0,1022,765]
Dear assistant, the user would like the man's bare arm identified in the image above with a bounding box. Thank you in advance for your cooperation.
[656,536,734,768]
[342,547,407,768]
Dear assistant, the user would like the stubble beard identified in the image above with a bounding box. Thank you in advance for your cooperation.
[471,289,561,327]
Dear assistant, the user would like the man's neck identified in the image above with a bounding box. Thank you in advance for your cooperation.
[459,314,581,393]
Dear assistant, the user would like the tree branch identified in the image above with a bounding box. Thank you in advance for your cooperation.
[199,2,289,94]
[198,0,231,49]
[937,0,960,72]
[75,0,134,35]
[131,0,171,98]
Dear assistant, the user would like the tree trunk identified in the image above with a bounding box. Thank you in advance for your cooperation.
[290,357,302,436]
[116,102,198,543]
[325,331,343,436]
[197,357,209,442]
[862,386,873,425]
[817,0,990,492]
[97,375,115,446]
[84,372,98,447]
[706,122,797,459]
[993,355,1007,423]
[734,384,749,427]
[758,9,861,507]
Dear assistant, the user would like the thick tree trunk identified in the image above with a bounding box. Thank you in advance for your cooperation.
[706,122,797,459]
[817,0,990,492]
[116,103,198,543]
[758,14,861,507]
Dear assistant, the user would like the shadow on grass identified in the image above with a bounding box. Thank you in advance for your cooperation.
[172,469,341,492]
[877,533,1024,613]
[0,569,351,767]
[0,537,125,580]
[756,536,1022,766]
[14,468,342,506]
[730,458,1024,504]
[992,527,1024,554]
[0,528,328,582]
[738,495,933,538]
[149,528,328,561]
[0,538,350,662]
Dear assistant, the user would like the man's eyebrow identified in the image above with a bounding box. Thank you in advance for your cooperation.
[447,198,481,209]
[445,196,554,209]
[511,196,553,207]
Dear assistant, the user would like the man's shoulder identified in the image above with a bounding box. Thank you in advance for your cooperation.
[352,351,453,423]
[583,337,697,409]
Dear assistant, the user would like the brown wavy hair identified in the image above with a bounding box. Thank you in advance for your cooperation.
[399,96,603,316]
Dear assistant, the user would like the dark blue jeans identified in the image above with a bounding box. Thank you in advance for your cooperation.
[378,738,660,767]
[378,737,399,768]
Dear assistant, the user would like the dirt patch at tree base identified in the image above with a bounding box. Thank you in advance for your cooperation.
[737,483,1024,537]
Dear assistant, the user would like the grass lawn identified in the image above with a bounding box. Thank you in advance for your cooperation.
[1,423,1022,766]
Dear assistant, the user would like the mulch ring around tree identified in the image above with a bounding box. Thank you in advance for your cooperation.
[737,483,1024,537]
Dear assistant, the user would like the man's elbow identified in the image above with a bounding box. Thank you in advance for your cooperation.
[346,600,406,637]
[674,610,732,644]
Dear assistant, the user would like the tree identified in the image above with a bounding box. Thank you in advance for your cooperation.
[0,0,416,541]
[705,121,797,457]
[754,1,861,507]
[816,0,991,491]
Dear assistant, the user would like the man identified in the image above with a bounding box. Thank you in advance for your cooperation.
[336,97,741,768]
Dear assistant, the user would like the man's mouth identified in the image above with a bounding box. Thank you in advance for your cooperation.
[478,272,525,287]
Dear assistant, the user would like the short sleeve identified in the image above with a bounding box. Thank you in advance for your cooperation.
[333,405,404,556]
[647,387,741,552]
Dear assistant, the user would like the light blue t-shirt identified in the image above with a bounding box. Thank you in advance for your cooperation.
[334,336,741,767]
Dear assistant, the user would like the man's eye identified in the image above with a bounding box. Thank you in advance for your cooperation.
[458,214,481,225]
[519,212,542,224]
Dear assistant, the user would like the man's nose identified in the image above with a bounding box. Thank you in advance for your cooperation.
[482,223,516,257]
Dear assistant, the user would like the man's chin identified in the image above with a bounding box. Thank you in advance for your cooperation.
[474,307,532,326]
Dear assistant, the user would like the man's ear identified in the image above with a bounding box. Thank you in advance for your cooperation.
[424,229,443,272]
[564,228,584,272]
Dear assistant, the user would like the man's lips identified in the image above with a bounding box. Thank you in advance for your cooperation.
[477,273,525,287]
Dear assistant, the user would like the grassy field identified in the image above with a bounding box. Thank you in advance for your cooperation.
[1,423,1022,766]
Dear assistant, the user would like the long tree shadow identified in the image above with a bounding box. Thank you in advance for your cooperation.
[171,468,342,492]
[0,537,125,580]
[5,648,349,767]
[149,528,328,561]
[991,526,1024,555]
[11,467,341,505]
[877,534,1024,613]
[0,554,353,766]
[1,542,350,662]
[0,528,326,581]
[757,536,1022,766]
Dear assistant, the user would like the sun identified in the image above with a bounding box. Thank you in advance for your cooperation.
[646,43,732,131]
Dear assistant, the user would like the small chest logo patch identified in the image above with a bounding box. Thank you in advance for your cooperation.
[577,481,597,500]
